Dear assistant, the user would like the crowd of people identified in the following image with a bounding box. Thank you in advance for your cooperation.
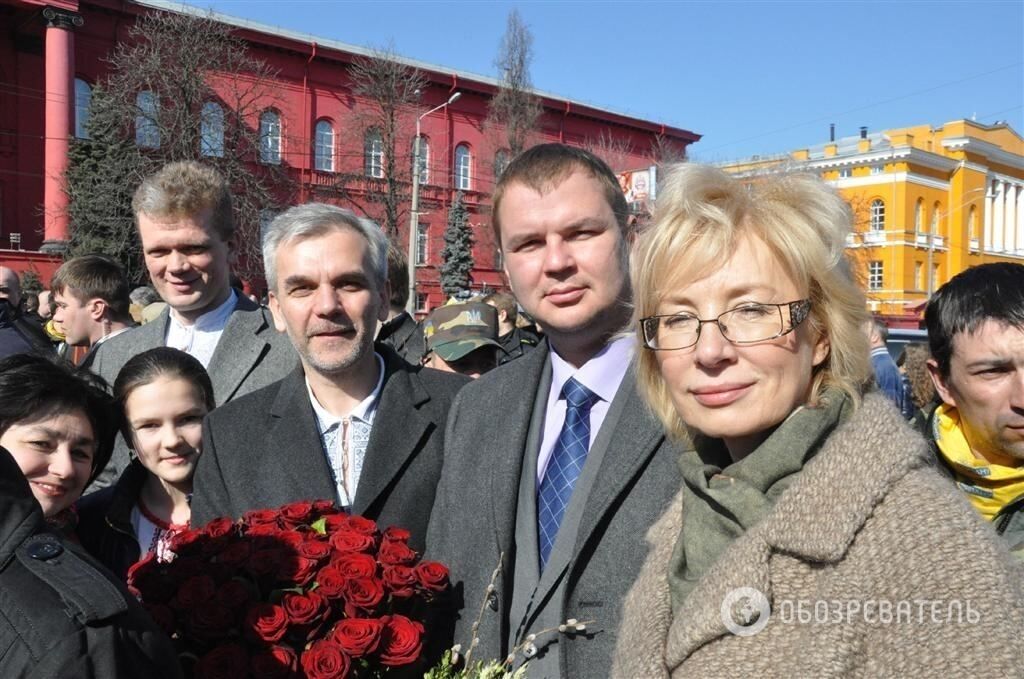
[0,146,1021,677]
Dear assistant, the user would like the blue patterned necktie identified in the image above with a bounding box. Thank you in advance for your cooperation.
[537,377,600,571]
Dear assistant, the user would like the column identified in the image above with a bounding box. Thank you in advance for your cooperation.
[1017,185,1024,255]
[40,7,83,253]
[1005,184,1017,255]
[993,181,1005,253]
[984,181,994,251]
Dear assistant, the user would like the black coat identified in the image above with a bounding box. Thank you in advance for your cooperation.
[76,459,149,582]
[0,447,181,679]
[191,344,469,553]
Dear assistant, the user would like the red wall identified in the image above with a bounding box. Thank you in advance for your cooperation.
[0,0,700,311]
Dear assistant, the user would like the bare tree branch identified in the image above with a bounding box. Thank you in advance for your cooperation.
[486,9,542,162]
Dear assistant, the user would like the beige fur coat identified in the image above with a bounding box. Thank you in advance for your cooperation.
[612,394,1024,678]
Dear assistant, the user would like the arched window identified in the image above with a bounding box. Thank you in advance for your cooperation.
[412,136,430,185]
[200,102,224,158]
[455,143,472,191]
[259,110,281,165]
[74,78,92,139]
[314,119,334,172]
[869,199,885,231]
[364,129,383,178]
[913,199,923,233]
[494,150,510,180]
[932,202,941,235]
[135,91,160,148]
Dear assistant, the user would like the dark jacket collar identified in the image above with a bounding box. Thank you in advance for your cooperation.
[0,447,46,568]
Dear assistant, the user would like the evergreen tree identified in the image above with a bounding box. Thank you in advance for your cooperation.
[440,193,474,298]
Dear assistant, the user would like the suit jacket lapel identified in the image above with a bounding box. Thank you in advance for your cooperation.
[266,367,337,503]
[491,341,551,557]
[351,351,432,516]
[206,297,271,404]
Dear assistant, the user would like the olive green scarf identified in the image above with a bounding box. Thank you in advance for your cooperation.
[668,388,853,613]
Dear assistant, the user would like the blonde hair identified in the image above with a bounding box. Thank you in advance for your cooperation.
[132,161,234,240]
[633,164,872,440]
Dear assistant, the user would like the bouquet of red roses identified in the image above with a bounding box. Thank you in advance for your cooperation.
[127,499,450,679]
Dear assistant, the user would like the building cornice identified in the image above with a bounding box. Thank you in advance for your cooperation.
[942,137,1024,172]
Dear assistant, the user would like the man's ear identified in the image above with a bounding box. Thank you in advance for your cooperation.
[267,291,287,334]
[926,358,957,408]
[88,298,107,322]
[378,281,391,322]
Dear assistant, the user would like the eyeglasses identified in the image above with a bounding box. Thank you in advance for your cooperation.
[640,299,812,351]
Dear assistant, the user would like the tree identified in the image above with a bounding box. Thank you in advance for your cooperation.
[486,9,542,163]
[346,46,427,240]
[64,10,292,281]
[440,193,474,297]
[583,129,637,174]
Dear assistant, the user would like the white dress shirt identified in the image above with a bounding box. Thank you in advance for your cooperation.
[305,353,386,507]
[164,290,238,368]
[536,335,634,483]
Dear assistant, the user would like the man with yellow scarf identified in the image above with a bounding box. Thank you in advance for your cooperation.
[925,262,1024,561]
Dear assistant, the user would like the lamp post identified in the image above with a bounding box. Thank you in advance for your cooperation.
[926,187,991,298]
[408,91,461,314]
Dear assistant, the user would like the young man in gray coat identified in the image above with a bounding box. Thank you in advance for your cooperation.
[426,145,683,678]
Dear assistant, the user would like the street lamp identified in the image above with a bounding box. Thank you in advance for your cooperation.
[407,91,462,314]
[926,186,993,298]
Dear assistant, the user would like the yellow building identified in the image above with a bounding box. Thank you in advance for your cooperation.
[719,120,1024,320]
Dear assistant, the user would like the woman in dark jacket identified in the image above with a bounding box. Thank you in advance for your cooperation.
[78,347,214,580]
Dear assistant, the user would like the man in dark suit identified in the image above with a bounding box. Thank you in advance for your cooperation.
[426,145,683,678]
[191,204,468,552]
[90,161,296,489]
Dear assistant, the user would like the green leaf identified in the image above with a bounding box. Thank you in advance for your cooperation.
[311,517,328,535]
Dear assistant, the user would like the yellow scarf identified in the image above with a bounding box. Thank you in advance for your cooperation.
[933,404,1024,520]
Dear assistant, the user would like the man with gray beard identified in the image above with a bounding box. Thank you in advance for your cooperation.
[190,204,468,551]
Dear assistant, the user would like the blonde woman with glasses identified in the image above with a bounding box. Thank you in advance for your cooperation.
[612,165,1023,677]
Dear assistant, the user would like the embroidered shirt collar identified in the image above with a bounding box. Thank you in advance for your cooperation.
[305,353,386,432]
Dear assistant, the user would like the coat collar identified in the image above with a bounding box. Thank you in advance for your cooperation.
[206,296,276,404]
[664,392,932,667]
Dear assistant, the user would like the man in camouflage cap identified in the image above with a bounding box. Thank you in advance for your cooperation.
[422,301,503,378]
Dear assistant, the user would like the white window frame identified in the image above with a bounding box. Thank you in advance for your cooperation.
[413,137,430,185]
[314,119,334,172]
[868,261,883,291]
[870,165,883,175]
[365,129,384,178]
[869,199,885,231]
[455,144,472,191]
[200,102,225,158]
[415,222,429,266]
[838,167,852,179]
[259,110,282,165]
[74,78,92,139]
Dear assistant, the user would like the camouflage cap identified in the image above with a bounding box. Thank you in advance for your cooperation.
[423,301,502,362]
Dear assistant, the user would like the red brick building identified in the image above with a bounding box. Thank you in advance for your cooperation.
[0,0,700,309]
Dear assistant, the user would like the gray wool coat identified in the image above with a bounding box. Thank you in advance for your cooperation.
[612,393,1024,678]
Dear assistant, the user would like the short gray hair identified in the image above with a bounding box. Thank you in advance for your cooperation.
[262,203,389,292]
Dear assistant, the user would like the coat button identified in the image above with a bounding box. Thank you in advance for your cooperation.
[27,540,63,561]
[487,591,499,611]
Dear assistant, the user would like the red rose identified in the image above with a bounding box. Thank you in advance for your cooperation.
[346,515,377,535]
[379,614,424,667]
[382,565,417,598]
[248,548,286,579]
[171,574,217,611]
[277,530,306,550]
[331,617,385,657]
[315,566,348,600]
[331,552,377,580]
[323,514,350,532]
[170,555,207,581]
[244,602,289,644]
[247,523,284,539]
[415,561,450,593]
[280,593,327,630]
[301,640,351,679]
[195,643,248,679]
[189,603,235,641]
[143,602,177,636]
[329,531,375,554]
[216,579,252,609]
[378,540,417,566]
[202,517,236,540]
[280,501,315,527]
[243,508,280,527]
[250,645,298,679]
[344,577,384,617]
[216,541,252,569]
[381,526,411,543]
[280,555,319,586]
[297,538,332,562]
[168,529,205,556]
[311,499,336,516]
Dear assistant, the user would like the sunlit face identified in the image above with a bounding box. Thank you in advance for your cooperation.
[125,377,208,490]
[52,290,96,347]
[930,320,1024,466]
[138,209,235,319]
[1,411,96,517]
[653,235,830,459]
[498,170,630,352]
[269,228,388,377]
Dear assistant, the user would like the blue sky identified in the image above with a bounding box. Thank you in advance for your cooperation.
[186,0,1024,162]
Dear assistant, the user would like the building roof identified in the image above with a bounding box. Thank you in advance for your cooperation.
[136,0,700,142]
